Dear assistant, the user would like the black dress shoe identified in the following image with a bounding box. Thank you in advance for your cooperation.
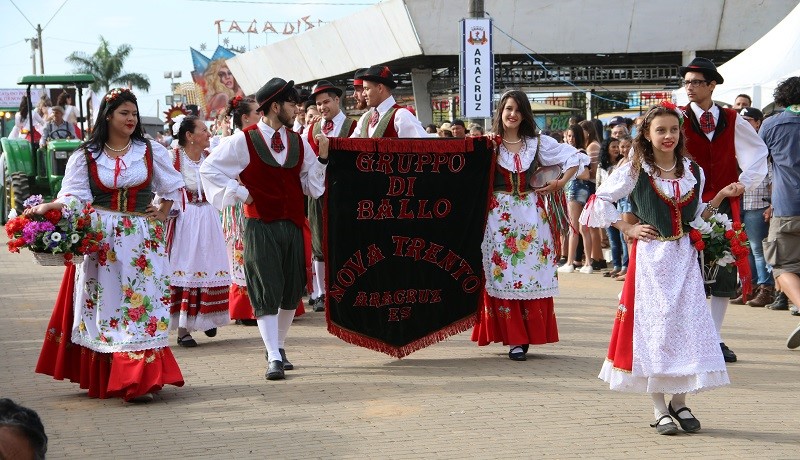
[720,343,737,363]
[668,403,701,433]
[508,346,526,361]
[307,296,318,306]
[650,415,679,435]
[279,348,293,370]
[313,294,326,312]
[266,360,285,380]
[177,334,197,348]
[204,328,217,337]
[521,344,529,354]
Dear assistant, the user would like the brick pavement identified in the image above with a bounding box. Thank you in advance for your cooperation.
[1,238,798,459]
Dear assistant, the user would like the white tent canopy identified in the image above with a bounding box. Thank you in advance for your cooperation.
[674,3,800,109]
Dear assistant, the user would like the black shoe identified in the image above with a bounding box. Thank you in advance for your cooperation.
[650,415,679,435]
[521,344,529,354]
[307,296,318,306]
[557,257,567,267]
[720,343,737,363]
[508,346,526,361]
[668,403,701,433]
[204,328,217,337]
[591,259,608,270]
[266,360,285,380]
[313,294,326,312]
[766,291,789,310]
[279,348,293,370]
[240,319,258,326]
[177,334,197,348]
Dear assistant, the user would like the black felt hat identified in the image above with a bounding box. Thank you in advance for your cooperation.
[311,80,343,101]
[353,68,368,86]
[360,65,397,89]
[255,78,295,112]
[679,57,724,84]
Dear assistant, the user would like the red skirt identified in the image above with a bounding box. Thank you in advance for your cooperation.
[35,265,184,400]
[229,283,305,320]
[471,292,559,346]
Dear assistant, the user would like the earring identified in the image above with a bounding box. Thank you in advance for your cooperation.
[191,141,194,144]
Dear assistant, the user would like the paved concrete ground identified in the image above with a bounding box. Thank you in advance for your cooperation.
[1,239,798,459]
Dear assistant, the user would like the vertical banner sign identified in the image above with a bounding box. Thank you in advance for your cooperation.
[325,137,494,358]
[460,18,493,118]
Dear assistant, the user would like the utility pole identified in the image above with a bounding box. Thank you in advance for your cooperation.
[26,37,37,74]
[37,24,44,74]
[468,0,484,18]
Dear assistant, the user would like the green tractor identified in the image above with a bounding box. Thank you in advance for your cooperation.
[1,74,94,223]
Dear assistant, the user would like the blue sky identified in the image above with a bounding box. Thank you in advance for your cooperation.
[0,0,381,117]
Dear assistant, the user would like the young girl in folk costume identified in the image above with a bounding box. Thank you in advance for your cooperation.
[28,88,185,402]
[168,115,231,347]
[216,97,306,325]
[471,90,588,361]
[580,102,744,434]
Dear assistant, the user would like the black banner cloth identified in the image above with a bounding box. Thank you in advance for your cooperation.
[324,137,494,358]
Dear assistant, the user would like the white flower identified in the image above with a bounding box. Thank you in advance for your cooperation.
[690,217,712,234]
[7,209,17,219]
[70,233,80,244]
[713,213,733,231]
[50,232,62,242]
[716,251,736,267]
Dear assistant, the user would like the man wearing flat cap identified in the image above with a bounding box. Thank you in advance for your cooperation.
[304,80,357,312]
[201,77,329,381]
[350,65,428,138]
[679,57,768,363]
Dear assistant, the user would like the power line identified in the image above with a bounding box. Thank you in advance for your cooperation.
[186,0,375,4]
[0,40,26,50]
[43,0,70,30]
[8,0,35,29]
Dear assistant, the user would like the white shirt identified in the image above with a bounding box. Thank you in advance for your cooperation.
[350,95,428,138]
[200,120,327,211]
[688,102,768,191]
[322,111,348,137]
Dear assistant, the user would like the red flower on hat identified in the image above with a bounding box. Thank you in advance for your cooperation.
[380,66,391,78]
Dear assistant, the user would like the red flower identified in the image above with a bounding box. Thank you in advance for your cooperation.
[128,306,143,322]
[492,251,503,266]
[109,318,119,329]
[44,209,62,225]
[732,222,742,231]
[542,244,551,257]
[500,212,511,222]
[145,316,158,336]
[124,287,134,298]
[738,232,748,242]
[694,241,705,251]
[135,255,147,270]
[724,230,735,239]
[122,217,133,229]
[689,229,702,243]
[513,281,523,289]
[154,225,164,239]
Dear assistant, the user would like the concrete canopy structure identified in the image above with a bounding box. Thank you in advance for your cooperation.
[227,0,798,123]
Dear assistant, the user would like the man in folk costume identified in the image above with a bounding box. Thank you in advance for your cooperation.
[351,68,368,113]
[305,80,357,311]
[350,65,429,138]
[200,78,328,380]
[679,57,768,363]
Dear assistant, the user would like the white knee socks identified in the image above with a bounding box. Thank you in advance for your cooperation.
[277,308,296,349]
[256,314,280,363]
[313,260,325,298]
[709,295,728,341]
[651,392,669,419]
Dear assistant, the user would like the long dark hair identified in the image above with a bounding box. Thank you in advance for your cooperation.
[18,95,30,119]
[80,88,146,155]
[565,124,586,149]
[177,115,200,147]
[599,137,621,171]
[491,90,538,139]
[578,120,600,145]
[56,91,72,107]
[227,96,257,130]
[631,104,687,178]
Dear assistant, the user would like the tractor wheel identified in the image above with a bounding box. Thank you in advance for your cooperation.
[8,172,30,216]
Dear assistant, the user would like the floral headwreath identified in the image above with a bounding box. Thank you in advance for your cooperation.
[105,87,132,103]
[653,100,684,126]
[230,95,243,110]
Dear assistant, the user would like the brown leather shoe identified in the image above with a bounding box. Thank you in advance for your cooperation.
[747,285,775,307]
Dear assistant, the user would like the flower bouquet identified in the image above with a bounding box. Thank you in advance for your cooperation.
[689,212,750,285]
[5,195,105,266]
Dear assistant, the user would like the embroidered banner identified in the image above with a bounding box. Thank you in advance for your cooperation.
[325,137,494,357]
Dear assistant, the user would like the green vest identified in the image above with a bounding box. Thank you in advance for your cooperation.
[360,106,399,138]
[87,140,154,213]
[492,136,541,197]
[313,116,356,139]
[630,160,701,240]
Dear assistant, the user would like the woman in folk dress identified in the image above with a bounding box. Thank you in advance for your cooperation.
[471,90,587,361]
[580,102,743,435]
[28,88,185,402]
[168,115,231,347]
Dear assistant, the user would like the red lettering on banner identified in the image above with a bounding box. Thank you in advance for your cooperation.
[329,245,385,302]
[355,153,465,175]
[352,289,443,307]
[358,198,451,220]
[388,307,412,321]
[387,176,416,197]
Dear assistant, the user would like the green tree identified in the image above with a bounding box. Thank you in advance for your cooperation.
[65,36,150,94]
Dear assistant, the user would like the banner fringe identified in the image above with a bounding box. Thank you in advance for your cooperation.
[329,137,476,154]
[327,314,477,359]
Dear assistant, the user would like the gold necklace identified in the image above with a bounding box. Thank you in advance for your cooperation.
[503,137,523,144]
[104,140,131,152]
